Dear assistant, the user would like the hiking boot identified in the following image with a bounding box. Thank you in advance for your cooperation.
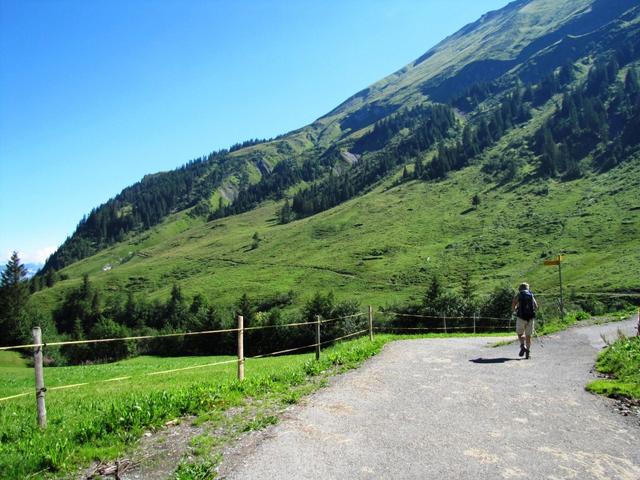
[525,348,530,359]
[519,344,526,357]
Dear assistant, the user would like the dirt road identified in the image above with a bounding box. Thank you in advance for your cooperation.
[219,319,640,479]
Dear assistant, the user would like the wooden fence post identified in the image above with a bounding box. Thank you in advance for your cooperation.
[315,315,321,361]
[473,313,477,335]
[237,315,244,381]
[368,306,374,341]
[32,326,46,429]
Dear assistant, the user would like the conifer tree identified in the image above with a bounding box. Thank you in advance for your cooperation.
[0,252,30,345]
[625,68,639,99]
[279,199,292,224]
[236,293,254,327]
[414,156,424,179]
[164,284,187,330]
[45,268,56,287]
[539,127,559,177]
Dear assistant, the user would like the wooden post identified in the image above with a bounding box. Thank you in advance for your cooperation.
[558,260,565,321]
[473,313,476,335]
[32,326,46,429]
[315,315,321,361]
[368,306,374,341]
[237,315,244,381]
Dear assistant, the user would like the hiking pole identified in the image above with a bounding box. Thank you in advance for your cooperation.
[533,321,544,348]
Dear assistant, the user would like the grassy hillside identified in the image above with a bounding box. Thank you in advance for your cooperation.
[42,0,640,275]
[32,152,640,315]
[23,0,640,332]
[315,0,623,137]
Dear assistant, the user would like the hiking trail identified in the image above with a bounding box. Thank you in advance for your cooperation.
[218,319,639,480]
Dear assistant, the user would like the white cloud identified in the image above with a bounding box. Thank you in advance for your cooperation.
[1,246,56,265]
[30,246,56,264]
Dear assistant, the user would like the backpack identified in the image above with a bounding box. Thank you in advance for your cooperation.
[518,290,536,320]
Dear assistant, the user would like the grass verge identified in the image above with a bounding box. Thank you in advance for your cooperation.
[587,333,640,400]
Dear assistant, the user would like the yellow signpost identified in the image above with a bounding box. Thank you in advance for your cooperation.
[544,255,565,320]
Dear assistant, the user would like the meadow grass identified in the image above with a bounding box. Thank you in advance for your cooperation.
[587,333,640,400]
[0,351,28,368]
[0,335,392,478]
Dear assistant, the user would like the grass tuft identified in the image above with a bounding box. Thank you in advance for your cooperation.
[587,334,640,400]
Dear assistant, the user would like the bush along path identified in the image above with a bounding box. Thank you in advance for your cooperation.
[218,318,640,480]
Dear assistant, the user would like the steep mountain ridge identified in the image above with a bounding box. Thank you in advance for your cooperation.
[36,0,640,314]
[315,0,599,136]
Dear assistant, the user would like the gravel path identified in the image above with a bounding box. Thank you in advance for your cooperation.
[218,319,640,480]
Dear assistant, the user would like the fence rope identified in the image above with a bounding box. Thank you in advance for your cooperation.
[243,321,310,332]
[248,342,319,359]
[0,326,369,402]
[320,312,366,324]
[0,312,371,352]
[387,312,511,321]
[535,292,640,297]
[0,328,242,351]
[0,391,31,401]
[146,358,238,376]
[374,325,512,331]
[0,358,240,402]
[0,305,538,403]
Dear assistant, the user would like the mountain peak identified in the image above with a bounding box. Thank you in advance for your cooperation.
[316,0,640,137]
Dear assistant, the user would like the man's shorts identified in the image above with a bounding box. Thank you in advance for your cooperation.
[516,317,534,336]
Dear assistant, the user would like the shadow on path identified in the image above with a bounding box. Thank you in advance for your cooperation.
[469,357,521,364]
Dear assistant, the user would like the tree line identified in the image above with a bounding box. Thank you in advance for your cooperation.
[210,158,324,220]
[409,64,581,183]
[205,104,457,224]
[1,253,364,364]
[40,149,237,277]
[288,104,457,220]
[3,254,633,364]
[413,38,640,184]
[535,60,640,177]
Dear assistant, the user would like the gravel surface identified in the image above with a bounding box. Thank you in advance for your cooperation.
[218,319,640,480]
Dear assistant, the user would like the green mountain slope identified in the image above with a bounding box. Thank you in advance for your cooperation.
[43,0,640,274]
[29,0,640,325]
[32,152,640,314]
[314,0,638,139]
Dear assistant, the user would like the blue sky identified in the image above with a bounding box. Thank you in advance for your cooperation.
[0,0,509,265]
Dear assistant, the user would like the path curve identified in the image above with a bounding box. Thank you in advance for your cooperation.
[218,319,640,480]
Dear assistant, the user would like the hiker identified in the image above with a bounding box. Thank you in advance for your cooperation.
[511,282,538,359]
